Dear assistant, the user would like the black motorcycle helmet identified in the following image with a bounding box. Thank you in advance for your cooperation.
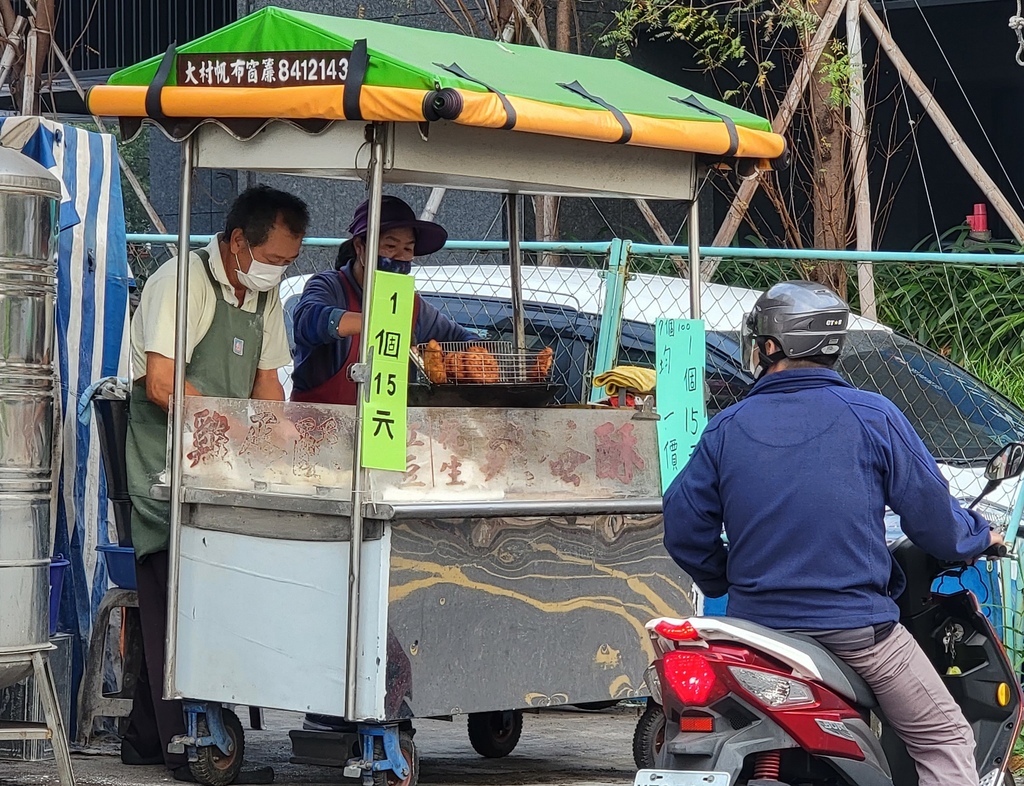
[742,280,849,380]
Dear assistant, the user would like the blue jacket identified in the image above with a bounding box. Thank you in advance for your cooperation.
[663,367,991,630]
[291,265,476,393]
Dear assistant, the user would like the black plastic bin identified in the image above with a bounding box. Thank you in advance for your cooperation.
[93,396,133,547]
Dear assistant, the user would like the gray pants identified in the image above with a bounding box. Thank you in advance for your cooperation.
[837,623,977,786]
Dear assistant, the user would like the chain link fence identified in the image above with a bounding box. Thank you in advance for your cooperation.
[625,249,1024,668]
[625,250,1024,501]
[128,238,1024,482]
[129,234,1024,657]
[128,236,1024,484]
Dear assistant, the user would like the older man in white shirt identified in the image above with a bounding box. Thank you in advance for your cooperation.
[121,185,307,780]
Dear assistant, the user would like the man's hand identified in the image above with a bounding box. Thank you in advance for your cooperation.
[251,367,285,401]
[337,310,362,338]
[968,528,1006,565]
[144,353,201,412]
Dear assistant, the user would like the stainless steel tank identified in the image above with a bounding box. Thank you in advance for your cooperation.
[0,148,60,690]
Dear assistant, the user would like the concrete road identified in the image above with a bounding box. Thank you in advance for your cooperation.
[0,706,642,786]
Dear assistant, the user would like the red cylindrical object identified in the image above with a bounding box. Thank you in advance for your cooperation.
[972,203,989,232]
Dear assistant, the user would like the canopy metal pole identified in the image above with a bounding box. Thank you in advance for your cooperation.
[345,122,387,720]
[507,194,526,352]
[688,198,701,320]
[164,135,195,699]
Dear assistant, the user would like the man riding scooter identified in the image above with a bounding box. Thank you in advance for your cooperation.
[662,280,1004,786]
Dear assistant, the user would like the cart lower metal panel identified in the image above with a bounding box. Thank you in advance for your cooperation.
[171,397,680,721]
[387,512,689,718]
[174,526,351,714]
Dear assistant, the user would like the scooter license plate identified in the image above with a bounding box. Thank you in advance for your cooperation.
[633,770,731,786]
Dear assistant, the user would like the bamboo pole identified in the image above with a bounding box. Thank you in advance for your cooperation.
[420,187,446,222]
[21,25,36,114]
[703,0,846,279]
[861,0,1024,244]
[509,0,548,48]
[847,0,876,318]
[0,16,26,92]
[635,197,690,274]
[0,0,15,34]
[31,0,51,77]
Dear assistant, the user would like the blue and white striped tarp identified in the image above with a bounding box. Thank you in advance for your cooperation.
[0,117,131,733]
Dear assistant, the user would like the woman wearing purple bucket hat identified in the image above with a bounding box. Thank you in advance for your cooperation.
[291,195,476,405]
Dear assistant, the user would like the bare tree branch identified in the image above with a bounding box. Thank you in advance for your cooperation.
[555,0,571,50]
[0,0,14,35]
[434,0,470,35]
[32,0,51,76]
[453,0,484,37]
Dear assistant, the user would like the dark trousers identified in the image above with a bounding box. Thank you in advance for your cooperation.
[122,550,187,769]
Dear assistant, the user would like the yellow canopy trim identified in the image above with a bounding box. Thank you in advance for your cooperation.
[87,84,786,160]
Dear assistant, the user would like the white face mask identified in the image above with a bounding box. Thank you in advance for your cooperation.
[234,241,286,292]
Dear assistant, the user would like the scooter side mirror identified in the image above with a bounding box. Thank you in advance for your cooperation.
[969,443,1024,510]
[985,442,1024,482]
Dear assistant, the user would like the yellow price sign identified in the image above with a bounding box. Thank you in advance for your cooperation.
[361,271,415,471]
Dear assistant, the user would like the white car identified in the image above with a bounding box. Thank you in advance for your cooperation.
[279,264,1024,528]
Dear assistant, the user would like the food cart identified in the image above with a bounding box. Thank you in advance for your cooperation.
[87,8,785,785]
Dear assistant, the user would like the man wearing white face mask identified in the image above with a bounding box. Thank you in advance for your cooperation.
[121,185,308,780]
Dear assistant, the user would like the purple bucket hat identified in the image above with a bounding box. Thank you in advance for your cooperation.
[346,195,448,256]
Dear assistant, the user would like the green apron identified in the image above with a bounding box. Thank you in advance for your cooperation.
[126,248,269,560]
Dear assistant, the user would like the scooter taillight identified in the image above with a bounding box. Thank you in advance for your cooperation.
[660,650,728,706]
[658,646,866,761]
[653,619,702,641]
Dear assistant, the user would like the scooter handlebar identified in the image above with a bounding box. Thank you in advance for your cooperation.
[982,542,1009,559]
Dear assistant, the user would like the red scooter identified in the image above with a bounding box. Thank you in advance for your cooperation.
[637,442,1024,786]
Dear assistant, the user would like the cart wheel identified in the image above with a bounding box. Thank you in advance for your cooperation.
[467,710,523,758]
[632,702,665,770]
[373,730,418,786]
[190,708,245,786]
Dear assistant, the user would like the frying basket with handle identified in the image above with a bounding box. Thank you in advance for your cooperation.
[414,340,553,385]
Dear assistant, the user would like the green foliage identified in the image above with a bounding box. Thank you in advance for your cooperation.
[711,248,804,291]
[892,227,1024,399]
[966,357,1024,409]
[630,253,688,277]
[601,0,845,107]
[603,0,748,70]
[761,0,820,38]
[818,40,851,109]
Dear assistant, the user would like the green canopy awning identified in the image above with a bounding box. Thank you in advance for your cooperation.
[88,6,785,162]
